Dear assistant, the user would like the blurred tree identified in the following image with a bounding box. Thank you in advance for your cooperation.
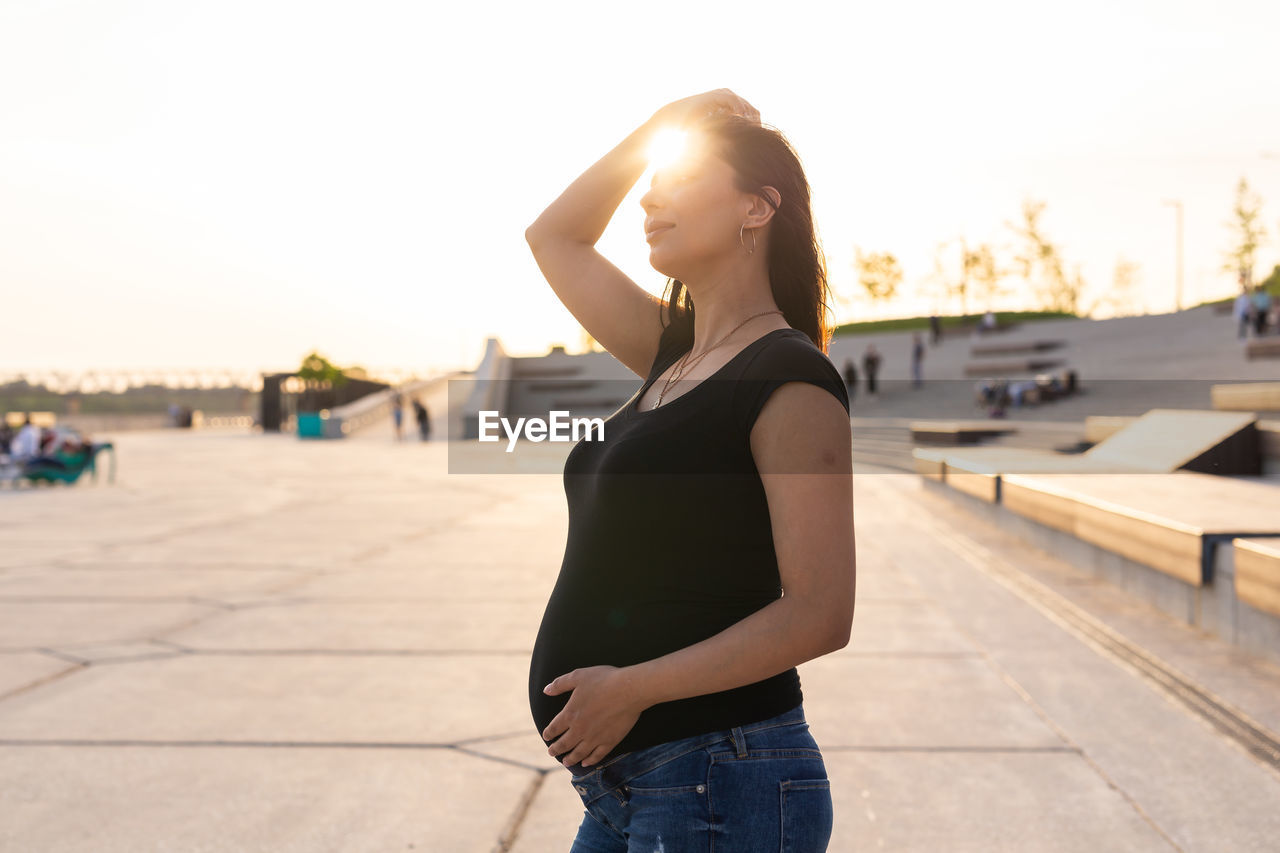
[1222,177,1267,287]
[964,243,1005,312]
[1007,199,1081,314]
[856,249,903,305]
[296,352,349,387]
[1086,257,1143,317]
[1259,263,1280,292]
[928,241,966,317]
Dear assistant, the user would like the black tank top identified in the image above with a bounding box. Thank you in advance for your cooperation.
[527,321,850,763]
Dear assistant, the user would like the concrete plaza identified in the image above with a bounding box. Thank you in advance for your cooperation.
[2,427,1279,851]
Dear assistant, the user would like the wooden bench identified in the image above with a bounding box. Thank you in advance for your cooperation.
[1000,471,1280,586]
[916,447,1144,502]
[912,447,947,481]
[1211,382,1280,412]
[1235,537,1280,617]
[1245,337,1280,359]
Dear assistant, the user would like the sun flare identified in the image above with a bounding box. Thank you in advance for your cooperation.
[647,128,690,169]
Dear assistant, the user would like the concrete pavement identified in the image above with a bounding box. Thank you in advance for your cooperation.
[1,428,1278,851]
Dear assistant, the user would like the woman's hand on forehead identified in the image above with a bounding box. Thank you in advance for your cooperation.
[653,88,761,129]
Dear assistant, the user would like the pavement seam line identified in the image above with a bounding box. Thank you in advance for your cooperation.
[492,770,547,853]
[0,738,514,749]
[0,659,87,704]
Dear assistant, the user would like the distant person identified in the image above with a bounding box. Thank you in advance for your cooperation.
[413,397,431,441]
[841,358,858,403]
[910,332,925,389]
[1254,287,1273,336]
[929,313,941,345]
[862,343,881,396]
[1234,288,1252,339]
[391,394,404,441]
[982,309,997,331]
[0,420,12,457]
[10,416,42,462]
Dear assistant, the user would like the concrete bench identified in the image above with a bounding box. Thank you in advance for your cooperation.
[963,358,1067,376]
[970,340,1066,357]
[973,321,1022,335]
[1211,382,1280,412]
[909,421,1017,445]
[999,471,1280,586]
[1235,537,1280,618]
[1245,337,1280,360]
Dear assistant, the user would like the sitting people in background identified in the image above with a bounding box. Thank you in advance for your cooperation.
[975,378,1010,417]
[1009,379,1039,407]
[10,417,43,462]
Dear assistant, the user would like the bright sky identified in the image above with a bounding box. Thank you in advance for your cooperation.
[2,0,1279,376]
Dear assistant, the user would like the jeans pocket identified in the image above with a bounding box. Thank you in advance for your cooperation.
[780,777,833,853]
[621,746,711,796]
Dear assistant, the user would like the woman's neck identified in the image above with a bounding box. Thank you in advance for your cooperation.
[683,262,783,352]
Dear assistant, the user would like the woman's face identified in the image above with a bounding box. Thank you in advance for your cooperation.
[639,146,751,281]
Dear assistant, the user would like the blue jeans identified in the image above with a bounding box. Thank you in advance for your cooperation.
[563,703,832,852]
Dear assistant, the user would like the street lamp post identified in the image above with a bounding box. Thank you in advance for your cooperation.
[1162,199,1184,312]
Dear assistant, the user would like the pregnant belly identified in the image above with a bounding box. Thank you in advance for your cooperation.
[527,595,774,735]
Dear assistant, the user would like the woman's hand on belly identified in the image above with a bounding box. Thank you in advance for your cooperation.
[541,665,647,768]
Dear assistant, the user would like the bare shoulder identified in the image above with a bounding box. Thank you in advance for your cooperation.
[749,382,852,476]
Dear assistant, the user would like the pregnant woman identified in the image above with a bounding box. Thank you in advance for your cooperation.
[525,89,857,852]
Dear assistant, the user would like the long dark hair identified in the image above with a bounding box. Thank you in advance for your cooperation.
[659,116,834,354]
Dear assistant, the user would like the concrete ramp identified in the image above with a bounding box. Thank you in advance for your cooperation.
[1083,408,1259,474]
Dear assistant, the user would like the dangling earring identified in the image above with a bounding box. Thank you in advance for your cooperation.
[739,223,757,255]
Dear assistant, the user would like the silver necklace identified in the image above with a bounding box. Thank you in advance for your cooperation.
[652,310,785,409]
